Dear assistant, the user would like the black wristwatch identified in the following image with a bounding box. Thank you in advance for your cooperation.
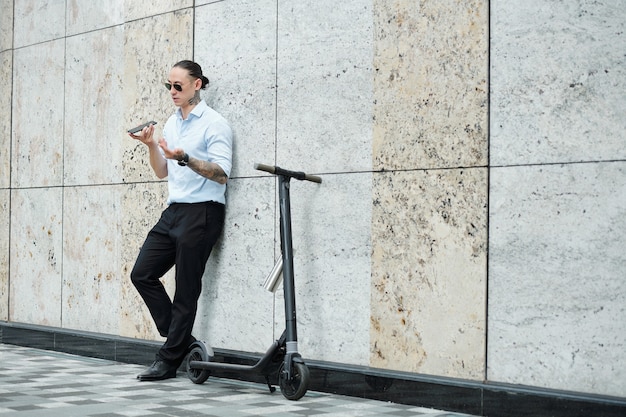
[177,153,189,166]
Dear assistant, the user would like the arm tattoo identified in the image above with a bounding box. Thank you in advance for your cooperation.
[188,158,228,184]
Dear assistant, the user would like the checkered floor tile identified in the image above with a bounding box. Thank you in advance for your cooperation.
[0,344,473,417]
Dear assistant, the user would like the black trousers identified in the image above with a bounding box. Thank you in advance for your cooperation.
[130,201,225,365]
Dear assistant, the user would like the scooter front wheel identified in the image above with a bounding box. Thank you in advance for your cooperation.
[278,361,309,400]
[186,346,211,384]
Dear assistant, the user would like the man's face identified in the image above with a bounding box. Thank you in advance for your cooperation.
[166,66,200,107]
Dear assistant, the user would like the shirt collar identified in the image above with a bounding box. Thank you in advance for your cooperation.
[176,99,207,120]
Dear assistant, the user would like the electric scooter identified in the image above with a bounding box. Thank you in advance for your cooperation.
[185,163,322,401]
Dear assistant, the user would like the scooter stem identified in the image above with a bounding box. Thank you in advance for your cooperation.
[278,174,298,351]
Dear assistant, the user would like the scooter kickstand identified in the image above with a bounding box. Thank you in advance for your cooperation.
[265,375,276,393]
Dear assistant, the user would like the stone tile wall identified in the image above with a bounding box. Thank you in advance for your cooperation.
[0,0,624,398]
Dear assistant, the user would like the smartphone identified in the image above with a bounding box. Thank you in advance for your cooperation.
[128,121,157,134]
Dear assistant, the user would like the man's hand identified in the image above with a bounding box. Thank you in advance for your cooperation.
[128,123,156,146]
[158,138,228,184]
[158,138,185,161]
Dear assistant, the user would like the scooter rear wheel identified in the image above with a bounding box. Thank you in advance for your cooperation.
[278,361,309,400]
[186,346,211,384]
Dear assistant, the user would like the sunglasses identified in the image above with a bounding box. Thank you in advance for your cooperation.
[164,82,186,92]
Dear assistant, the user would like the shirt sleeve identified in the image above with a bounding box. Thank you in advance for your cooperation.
[206,119,233,177]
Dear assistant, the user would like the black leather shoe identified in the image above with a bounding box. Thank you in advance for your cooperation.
[137,359,177,381]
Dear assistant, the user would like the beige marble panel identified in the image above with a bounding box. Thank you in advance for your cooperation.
[64,26,125,186]
[371,168,487,380]
[62,185,124,334]
[287,172,372,365]
[125,0,192,22]
[195,177,276,352]
[0,189,8,321]
[0,51,10,189]
[195,0,277,178]
[12,40,65,188]
[62,185,136,334]
[0,0,12,51]
[66,0,124,36]
[276,0,373,174]
[13,0,65,48]
[118,181,171,340]
[122,10,193,184]
[489,162,626,396]
[10,188,63,326]
[373,0,488,171]
[490,0,626,165]
[195,0,223,6]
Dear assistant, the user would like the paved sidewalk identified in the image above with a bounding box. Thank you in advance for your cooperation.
[0,343,475,417]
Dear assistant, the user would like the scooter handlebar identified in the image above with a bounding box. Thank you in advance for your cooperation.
[254,163,322,184]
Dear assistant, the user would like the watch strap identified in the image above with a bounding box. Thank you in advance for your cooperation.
[177,153,189,166]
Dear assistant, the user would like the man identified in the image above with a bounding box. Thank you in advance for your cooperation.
[128,60,233,381]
